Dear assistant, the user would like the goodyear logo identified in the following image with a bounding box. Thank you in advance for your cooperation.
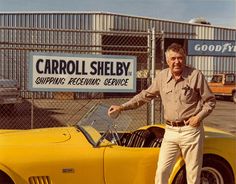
[188,40,236,56]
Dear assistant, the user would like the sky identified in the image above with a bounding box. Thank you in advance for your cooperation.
[0,0,235,29]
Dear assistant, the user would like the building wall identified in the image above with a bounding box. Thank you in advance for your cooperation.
[0,12,235,79]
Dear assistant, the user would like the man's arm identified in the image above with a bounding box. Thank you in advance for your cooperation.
[108,76,160,118]
[195,71,216,122]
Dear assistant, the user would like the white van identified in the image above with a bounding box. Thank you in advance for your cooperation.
[0,78,22,109]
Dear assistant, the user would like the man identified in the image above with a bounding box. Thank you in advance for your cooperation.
[108,43,216,184]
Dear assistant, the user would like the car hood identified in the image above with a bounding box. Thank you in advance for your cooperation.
[0,127,72,146]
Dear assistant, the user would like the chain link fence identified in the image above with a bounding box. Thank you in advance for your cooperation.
[0,27,163,130]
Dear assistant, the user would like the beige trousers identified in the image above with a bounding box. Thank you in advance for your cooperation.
[155,124,204,184]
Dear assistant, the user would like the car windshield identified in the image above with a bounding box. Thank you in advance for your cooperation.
[211,75,222,83]
[76,103,131,147]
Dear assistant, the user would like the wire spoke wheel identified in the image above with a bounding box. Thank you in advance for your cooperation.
[173,155,234,184]
[201,167,224,184]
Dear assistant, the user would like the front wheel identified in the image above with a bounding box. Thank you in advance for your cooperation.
[232,92,236,103]
[173,155,235,184]
[0,171,15,184]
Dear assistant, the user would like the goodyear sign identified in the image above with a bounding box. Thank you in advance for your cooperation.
[188,40,236,56]
[28,52,136,92]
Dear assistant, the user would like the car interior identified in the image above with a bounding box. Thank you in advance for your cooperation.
[120,126,165,148]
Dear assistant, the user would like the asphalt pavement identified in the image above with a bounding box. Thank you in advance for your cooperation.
[204,99,236,135]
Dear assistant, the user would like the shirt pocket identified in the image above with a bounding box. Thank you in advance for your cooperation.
[180,85,198,103]
[162,86,173,101]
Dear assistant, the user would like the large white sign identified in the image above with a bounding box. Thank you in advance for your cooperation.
[28,52,137,92]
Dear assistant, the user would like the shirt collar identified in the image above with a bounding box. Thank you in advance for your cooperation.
[166,66,188,83]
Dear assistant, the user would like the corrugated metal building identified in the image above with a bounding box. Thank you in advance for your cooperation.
[0,12,235,96]
[0,12,235,128]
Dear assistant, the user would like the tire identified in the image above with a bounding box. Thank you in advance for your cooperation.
[0,171,15,184]
[232,92,236,103]
[172,155,235,184]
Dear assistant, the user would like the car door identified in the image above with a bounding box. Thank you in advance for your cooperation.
[103,146,159,184]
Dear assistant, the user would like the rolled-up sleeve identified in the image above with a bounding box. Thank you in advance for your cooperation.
[122,76,160,110]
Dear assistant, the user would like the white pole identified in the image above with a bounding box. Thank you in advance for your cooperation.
[147,29,151,125]
[151,27,156,125]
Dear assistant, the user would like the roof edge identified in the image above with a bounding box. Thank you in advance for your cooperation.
[0,11,235,30]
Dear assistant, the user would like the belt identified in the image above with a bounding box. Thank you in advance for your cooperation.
[166,120,188,127]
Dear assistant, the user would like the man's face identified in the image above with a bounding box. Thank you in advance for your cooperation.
[166,50,185,75]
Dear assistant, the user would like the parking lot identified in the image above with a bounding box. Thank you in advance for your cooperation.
[204,99,236,135]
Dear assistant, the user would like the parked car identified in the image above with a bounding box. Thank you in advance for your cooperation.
[208,73,236,103]
[0,104,235,184]
[0,77,21,110]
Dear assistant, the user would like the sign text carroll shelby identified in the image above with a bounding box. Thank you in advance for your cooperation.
[28,53,136,92]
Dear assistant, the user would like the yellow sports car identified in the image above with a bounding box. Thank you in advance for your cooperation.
[0,104,235,184]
